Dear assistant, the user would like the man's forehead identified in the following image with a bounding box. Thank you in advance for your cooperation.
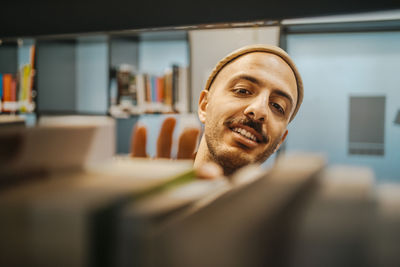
[204,44,304,122]
[220,52,296,77]
[213,52,296,94]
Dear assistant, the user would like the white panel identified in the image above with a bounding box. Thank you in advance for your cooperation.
[189,26,280,112]
[282,9,400,25]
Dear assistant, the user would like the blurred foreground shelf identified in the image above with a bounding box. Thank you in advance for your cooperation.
[0,117,399,267]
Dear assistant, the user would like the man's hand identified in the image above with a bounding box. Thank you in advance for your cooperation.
[130,117,199,159]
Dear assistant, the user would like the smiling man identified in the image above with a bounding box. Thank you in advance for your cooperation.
[131,44,303,177]
[193,45,303,175]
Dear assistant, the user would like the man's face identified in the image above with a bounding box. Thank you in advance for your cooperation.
[198,52,298,174]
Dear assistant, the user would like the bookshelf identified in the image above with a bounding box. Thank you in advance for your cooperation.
[33,31,190,117]
[0,39,37,125]
[28,30,191,154]
[1,26,281,153]
[109,30,190,117]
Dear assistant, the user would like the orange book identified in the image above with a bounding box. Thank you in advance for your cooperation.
[2,74,14,112]
[3,74,12,102]
[157,77,165,103]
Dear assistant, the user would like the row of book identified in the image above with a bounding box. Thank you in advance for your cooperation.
[1,116,400,267]
[0,45,36,114]
[109,64,189,117]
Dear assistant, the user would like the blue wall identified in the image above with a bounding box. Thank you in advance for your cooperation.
[286,31,400,182]
[76,36,108,114]
[139,40,188,75]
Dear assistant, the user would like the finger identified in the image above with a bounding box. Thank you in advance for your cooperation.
[156,117,176,158]
[131,125,147,157]
[195,162,223,180]
[177,128,200,159]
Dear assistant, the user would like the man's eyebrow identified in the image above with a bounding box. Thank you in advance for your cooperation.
[230,74,262,86]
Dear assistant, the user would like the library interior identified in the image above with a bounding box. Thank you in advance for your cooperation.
[1,2,400,267]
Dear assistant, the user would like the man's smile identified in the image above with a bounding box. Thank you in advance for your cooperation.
[225,118,268,142]
[232,127,257,142]
[226,122,268,150]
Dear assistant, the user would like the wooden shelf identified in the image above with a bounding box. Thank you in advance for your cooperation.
[1,0,399,38]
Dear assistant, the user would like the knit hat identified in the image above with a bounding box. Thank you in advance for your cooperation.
[204,44,303,122]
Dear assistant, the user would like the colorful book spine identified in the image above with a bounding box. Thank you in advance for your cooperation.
[151,76,157,103]
[172,65,179,112]
[28,45,36,103]
[19,64,31,112]
[144,74,151,103]
[156,76,164,103]
[164,70,173,107]
[3,74,12,112]
[110,63,188,115]
[29,45,35,104]
[135,74,145,112]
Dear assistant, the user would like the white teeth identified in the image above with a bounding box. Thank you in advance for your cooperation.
[232,127,257,142]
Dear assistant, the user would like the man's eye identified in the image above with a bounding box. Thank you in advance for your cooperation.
[271,102,285,114]
[233,88,251,95]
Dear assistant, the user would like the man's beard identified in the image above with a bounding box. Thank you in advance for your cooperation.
[205,116,280,176]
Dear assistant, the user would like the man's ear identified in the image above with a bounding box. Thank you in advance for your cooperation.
[198,90,209,124]
[273,129,288,153]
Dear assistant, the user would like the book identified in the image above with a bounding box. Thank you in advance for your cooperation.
[164,69,173,107]
[135,73,146,113]
[0,116,115,185]
[19,64,31,112]
[144,74,151,108]
[109,64,189,116]
[2,74,13,112]
[0,157,200,267]
[0,115,227,267]
[156,76,164,103]
[172,65,179,112]
[375,183,400,267]
[117,153,326,267]
[2,127,394,267]
[287,165,376,267]
[0,45,36,114]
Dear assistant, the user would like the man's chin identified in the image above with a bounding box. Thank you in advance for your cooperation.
[212,148,255,175]
[206,134,269,175]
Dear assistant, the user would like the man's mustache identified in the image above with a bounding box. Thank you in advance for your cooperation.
[224,117,268,143]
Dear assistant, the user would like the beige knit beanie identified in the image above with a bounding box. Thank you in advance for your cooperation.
[204,44,303,122]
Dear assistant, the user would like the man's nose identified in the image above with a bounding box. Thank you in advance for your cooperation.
[244,93,268,122]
